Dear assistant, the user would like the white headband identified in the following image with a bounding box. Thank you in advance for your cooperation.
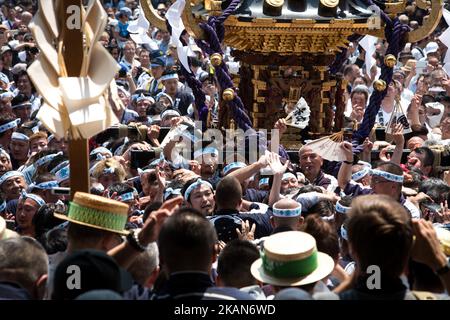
[0,148,10,160]
[272,202,302,217]
[164,187,182,200]
[222,162,247,176]
[20,190,45,207]
[161,109,180,119]
[371,169,404,183]
[12,102,31,109]
[90,147,112,158]
[50,160,69,175]
[282,172,297,181]
[340,224,348,240]
[259,177,269,187]
[184,179,213,201]
[0,170,24,186]
[28,180,59,191]
[160,73,179,81]
[336,201,351,214]
[116,189,138,202]
[55,165,70,183]
[0,119,19,133]
[351,167,371,182]
[11,132,29,141]
[35,152,63,168]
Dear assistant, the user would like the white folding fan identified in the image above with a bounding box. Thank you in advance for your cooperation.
[304,131,348,162]
[285,97,311,129]
[385,100,412,135]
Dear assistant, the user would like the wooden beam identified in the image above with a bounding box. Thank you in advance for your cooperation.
[61,0,90,198]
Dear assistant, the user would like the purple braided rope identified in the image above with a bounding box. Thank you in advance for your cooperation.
[179,65,209,128]
[352,19,410,152]
[216,0,241,24]
[329,34,361,74]
[195,16,253,130]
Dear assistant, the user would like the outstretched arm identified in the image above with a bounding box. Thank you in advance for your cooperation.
[337,142,354,190]
[108,197,183,269]
[228,154,267,184]
[267,152,290,207]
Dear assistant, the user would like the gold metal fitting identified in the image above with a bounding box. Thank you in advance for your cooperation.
[222,88,235,101]
[384,54,397,68]
[210,53,223,67]
[373,79,387,92]
[205,0,222,16]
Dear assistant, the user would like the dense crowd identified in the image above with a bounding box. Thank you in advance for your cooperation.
[0,0,449,301]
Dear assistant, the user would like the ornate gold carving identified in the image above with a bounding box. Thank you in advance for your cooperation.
[140,0,167,32]
[407,0,442,43]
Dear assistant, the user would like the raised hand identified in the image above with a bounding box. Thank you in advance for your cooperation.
[138,196,184,245]
[436,200,450,224]
[340,141,354,162]
[147,125,160,141]
[411,219,448,272]
[267,151,290,175]
[274,118,288,135]
[350,105,364,122]
[362,137,374,154]
[391,123,405,146]
[236,220,256,241]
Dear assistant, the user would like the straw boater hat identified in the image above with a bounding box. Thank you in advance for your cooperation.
[251,231,334,287]
[54,192,129,235]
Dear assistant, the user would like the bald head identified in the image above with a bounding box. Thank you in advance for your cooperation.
[274,198,300,210]
[271,198,303,230]
[20,11,32,25]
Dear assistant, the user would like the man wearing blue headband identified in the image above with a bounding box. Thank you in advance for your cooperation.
[181,178,215,216]
[338,142,420,218]
[134,93,155,126]
[270,198,304,232]
[16,191,45,237]
[193,146,221,187]
[10,129,29,169]
[0,171,26,201]
[160,69,194,117]
[0,147,12,176]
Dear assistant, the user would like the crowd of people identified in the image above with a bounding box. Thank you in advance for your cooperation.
[0,0,449,301]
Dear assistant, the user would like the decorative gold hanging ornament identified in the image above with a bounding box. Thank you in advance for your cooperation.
[384,54,397,68]
[210,53,223,67]
[222,88,235,101]
[373,79,387,92]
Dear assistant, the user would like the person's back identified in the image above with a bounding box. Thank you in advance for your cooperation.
[152,207,254,300]
[211,176,272,241]
[216,240,266,299]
